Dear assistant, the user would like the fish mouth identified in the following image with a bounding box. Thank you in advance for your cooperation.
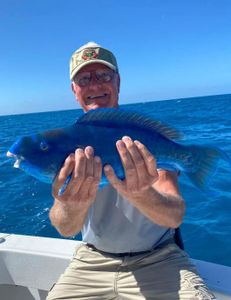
[6,151,24,168]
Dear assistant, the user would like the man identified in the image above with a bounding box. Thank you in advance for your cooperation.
[47,42,215,299]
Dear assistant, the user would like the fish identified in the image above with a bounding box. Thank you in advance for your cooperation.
[6,108,230,194]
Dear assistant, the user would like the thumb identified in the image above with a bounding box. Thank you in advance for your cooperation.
[104,164,124,192]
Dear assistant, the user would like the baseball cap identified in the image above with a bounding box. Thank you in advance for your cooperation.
[70,42,118,80]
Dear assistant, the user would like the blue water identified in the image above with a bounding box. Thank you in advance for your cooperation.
[0,94,231,267]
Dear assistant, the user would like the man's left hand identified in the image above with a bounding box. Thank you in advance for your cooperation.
[104,136,159,201]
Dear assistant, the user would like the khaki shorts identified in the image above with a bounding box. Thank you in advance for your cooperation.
[47,242,216,300]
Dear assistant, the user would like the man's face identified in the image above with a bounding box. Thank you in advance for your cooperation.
[71,63,120,112]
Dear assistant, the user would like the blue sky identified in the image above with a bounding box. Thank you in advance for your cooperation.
[0,0,231,115]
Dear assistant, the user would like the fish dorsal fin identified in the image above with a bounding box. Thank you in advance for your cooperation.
[76,108,182,140]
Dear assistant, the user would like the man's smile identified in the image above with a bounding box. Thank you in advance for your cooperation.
[87,93,108,100]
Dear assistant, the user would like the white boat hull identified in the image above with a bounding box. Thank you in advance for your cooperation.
[0,233,230,300]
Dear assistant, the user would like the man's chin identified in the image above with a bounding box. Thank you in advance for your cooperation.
[87,103,109,110]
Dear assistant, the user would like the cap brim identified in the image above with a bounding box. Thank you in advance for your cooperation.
[70,59,117,80]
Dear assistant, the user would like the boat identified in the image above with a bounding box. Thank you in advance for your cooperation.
[0,233,231,300]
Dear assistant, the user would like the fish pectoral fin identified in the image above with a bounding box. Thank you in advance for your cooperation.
[58,175,72,196]
[157,163,179,172]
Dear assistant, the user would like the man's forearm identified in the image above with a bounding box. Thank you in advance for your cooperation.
[49,200,89,237]
[128,187,185,228]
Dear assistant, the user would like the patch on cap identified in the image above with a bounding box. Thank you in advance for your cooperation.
[82,49,98,60]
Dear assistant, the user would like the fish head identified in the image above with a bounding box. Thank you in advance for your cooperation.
[7,129,71,184]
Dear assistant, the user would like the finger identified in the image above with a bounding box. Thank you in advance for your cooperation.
[61,148,87,196]
[77,175,94,200]
[85,146,94,159]
[77,154,102,200]
[73,148,87,179]
[104,164,124,192]
[52,154,75,198]
[122,136,155,189]
[93,156,102,181]
[116,140,138,179]
[134,140,158,177]
[85,146,94,177]
[88,156,102,198]
[122,136,145,170]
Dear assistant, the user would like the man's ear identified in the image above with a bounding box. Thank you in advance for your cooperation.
[71,82,75,94]
[71,82,79,103]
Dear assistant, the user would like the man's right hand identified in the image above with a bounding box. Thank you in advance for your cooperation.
[53,146,102,207]
[50,146,102,237]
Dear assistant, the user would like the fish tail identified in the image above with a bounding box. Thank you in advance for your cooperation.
[185,145,230,194]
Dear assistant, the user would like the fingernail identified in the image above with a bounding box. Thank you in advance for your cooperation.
[66,153,74,161]
[134,140,141,146]
[85,146,93,156]
[116,140,125,149]
[122,136,131,142]
[76,148,83,154]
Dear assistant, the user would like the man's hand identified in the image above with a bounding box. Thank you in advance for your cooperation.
[50,146,102,237]
[104,136,185,228]
[104,136,159,201]
[52,146,102,208]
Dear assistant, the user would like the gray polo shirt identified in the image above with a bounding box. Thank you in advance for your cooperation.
[82,185,174,253]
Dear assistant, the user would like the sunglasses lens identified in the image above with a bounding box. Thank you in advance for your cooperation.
[75,72,91,87]
[96,70,114,83]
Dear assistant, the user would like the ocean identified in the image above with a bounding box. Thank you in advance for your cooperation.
[0,94,230,267]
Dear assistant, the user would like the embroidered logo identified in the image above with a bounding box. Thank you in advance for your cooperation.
[82,49,98,60]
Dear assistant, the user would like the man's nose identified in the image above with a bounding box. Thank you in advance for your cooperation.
[89,74,102,86]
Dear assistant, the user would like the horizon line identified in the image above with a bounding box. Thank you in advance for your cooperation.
[1,92,230,118]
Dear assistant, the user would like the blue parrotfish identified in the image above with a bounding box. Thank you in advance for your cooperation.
[6,108,230,193]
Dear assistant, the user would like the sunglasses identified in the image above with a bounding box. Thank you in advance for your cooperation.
[73,69,116,87]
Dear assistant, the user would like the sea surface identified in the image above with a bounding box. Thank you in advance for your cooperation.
[0,94,231,267]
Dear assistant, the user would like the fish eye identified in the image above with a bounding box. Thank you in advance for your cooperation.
[40,141,49,151]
